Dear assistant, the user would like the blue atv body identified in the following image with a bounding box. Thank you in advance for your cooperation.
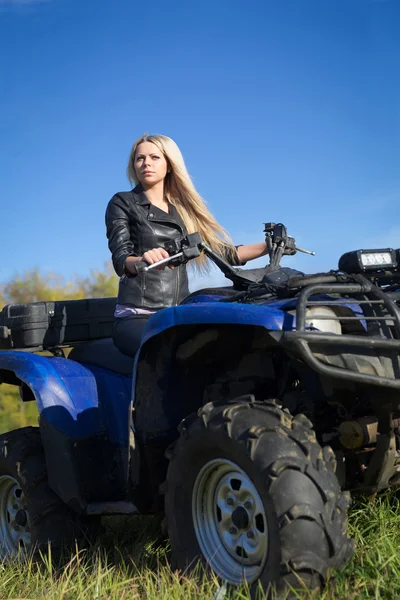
[0,296,295,514]
[1,223,399,596]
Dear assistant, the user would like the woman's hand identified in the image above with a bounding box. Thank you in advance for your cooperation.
[142,247,170,269]
[124,248,171,275]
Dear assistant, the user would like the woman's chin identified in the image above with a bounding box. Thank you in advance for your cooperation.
[141,176,162,187]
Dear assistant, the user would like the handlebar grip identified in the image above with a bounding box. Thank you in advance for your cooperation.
[125,261,148,276]
[135,261,149,273]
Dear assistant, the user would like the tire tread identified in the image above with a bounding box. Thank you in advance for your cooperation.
[164,397,355,596]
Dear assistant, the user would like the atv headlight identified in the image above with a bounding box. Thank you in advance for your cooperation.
[339,248,397,273]
[305,307,342,335]
[360,251,393,267]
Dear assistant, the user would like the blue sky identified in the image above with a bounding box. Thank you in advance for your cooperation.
[0,0,399,290]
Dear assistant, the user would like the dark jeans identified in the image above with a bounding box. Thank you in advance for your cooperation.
[112,314,151,357]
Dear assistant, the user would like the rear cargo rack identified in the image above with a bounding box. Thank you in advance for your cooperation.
[282,282,400,389]
[0,298,116,351]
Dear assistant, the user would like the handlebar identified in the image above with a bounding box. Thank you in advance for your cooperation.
[133,232,205,274]
[133,223,315,279]
[264,222,315,271]
[142,252,185,271]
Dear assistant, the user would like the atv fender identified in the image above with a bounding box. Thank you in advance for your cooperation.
[0,351,101,436]
[131,302,290,507]
[0,352,125,512]
[133,302,290,417]
[140,302,289,345]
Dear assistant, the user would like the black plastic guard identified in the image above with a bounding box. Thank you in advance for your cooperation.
[40,415,129,513]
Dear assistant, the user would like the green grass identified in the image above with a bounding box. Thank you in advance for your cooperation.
[1,492,400,600]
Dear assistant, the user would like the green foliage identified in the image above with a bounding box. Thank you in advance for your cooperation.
[0,263,118,306]
[0,264,118,434]
[0,384,38,433]
[75,263,119,299]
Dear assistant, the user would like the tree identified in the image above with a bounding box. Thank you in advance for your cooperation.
[0,262,118,306]
[75,263,119,298]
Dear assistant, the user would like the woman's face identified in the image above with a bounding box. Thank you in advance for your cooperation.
[134,141,168,188]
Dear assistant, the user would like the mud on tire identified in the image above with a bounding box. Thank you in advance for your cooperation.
[163,396,355,597]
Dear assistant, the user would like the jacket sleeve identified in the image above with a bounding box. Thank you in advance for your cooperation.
[105,193,138,276]
[222,244,247,266]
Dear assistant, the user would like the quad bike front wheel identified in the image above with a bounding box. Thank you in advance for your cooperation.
[0,427,96,559]
[163,397,354,598]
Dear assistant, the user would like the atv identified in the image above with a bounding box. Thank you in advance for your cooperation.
[0,222,399,598]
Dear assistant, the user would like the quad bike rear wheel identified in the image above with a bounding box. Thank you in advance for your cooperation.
[163,397,354,598]
[0,427,97,559]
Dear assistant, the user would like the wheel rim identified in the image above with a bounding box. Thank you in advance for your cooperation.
[192,458,268,585]
[0,475,31,557]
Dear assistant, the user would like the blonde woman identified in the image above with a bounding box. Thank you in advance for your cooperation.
[106,134,268,356]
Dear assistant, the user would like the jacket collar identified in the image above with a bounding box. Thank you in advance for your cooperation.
[131,184,185,232]
[132,183,151,206]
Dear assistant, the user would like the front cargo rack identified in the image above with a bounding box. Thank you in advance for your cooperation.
[282,281,400,389]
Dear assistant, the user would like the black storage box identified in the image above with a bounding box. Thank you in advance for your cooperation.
[0,298,116,350]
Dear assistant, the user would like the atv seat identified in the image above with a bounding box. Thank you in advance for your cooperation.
[68,338,135,376]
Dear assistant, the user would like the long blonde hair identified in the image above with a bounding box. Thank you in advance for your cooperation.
[127,134,235,272]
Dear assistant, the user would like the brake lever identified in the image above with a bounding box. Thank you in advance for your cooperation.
[144,234,203,271]
[295,246,316,256]
[143,252,185,271]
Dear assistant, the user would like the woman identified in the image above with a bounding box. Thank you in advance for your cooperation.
[106,134,268,357]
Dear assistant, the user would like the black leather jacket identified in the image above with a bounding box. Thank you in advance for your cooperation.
[106,185,241,309]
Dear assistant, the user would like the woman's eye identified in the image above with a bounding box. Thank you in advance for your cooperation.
[151,155,160,160]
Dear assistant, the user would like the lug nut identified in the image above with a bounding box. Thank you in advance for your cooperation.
[244,500,252,510]
[229,526,238,535]
[227,497,235,506]
[247,529,255,539]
